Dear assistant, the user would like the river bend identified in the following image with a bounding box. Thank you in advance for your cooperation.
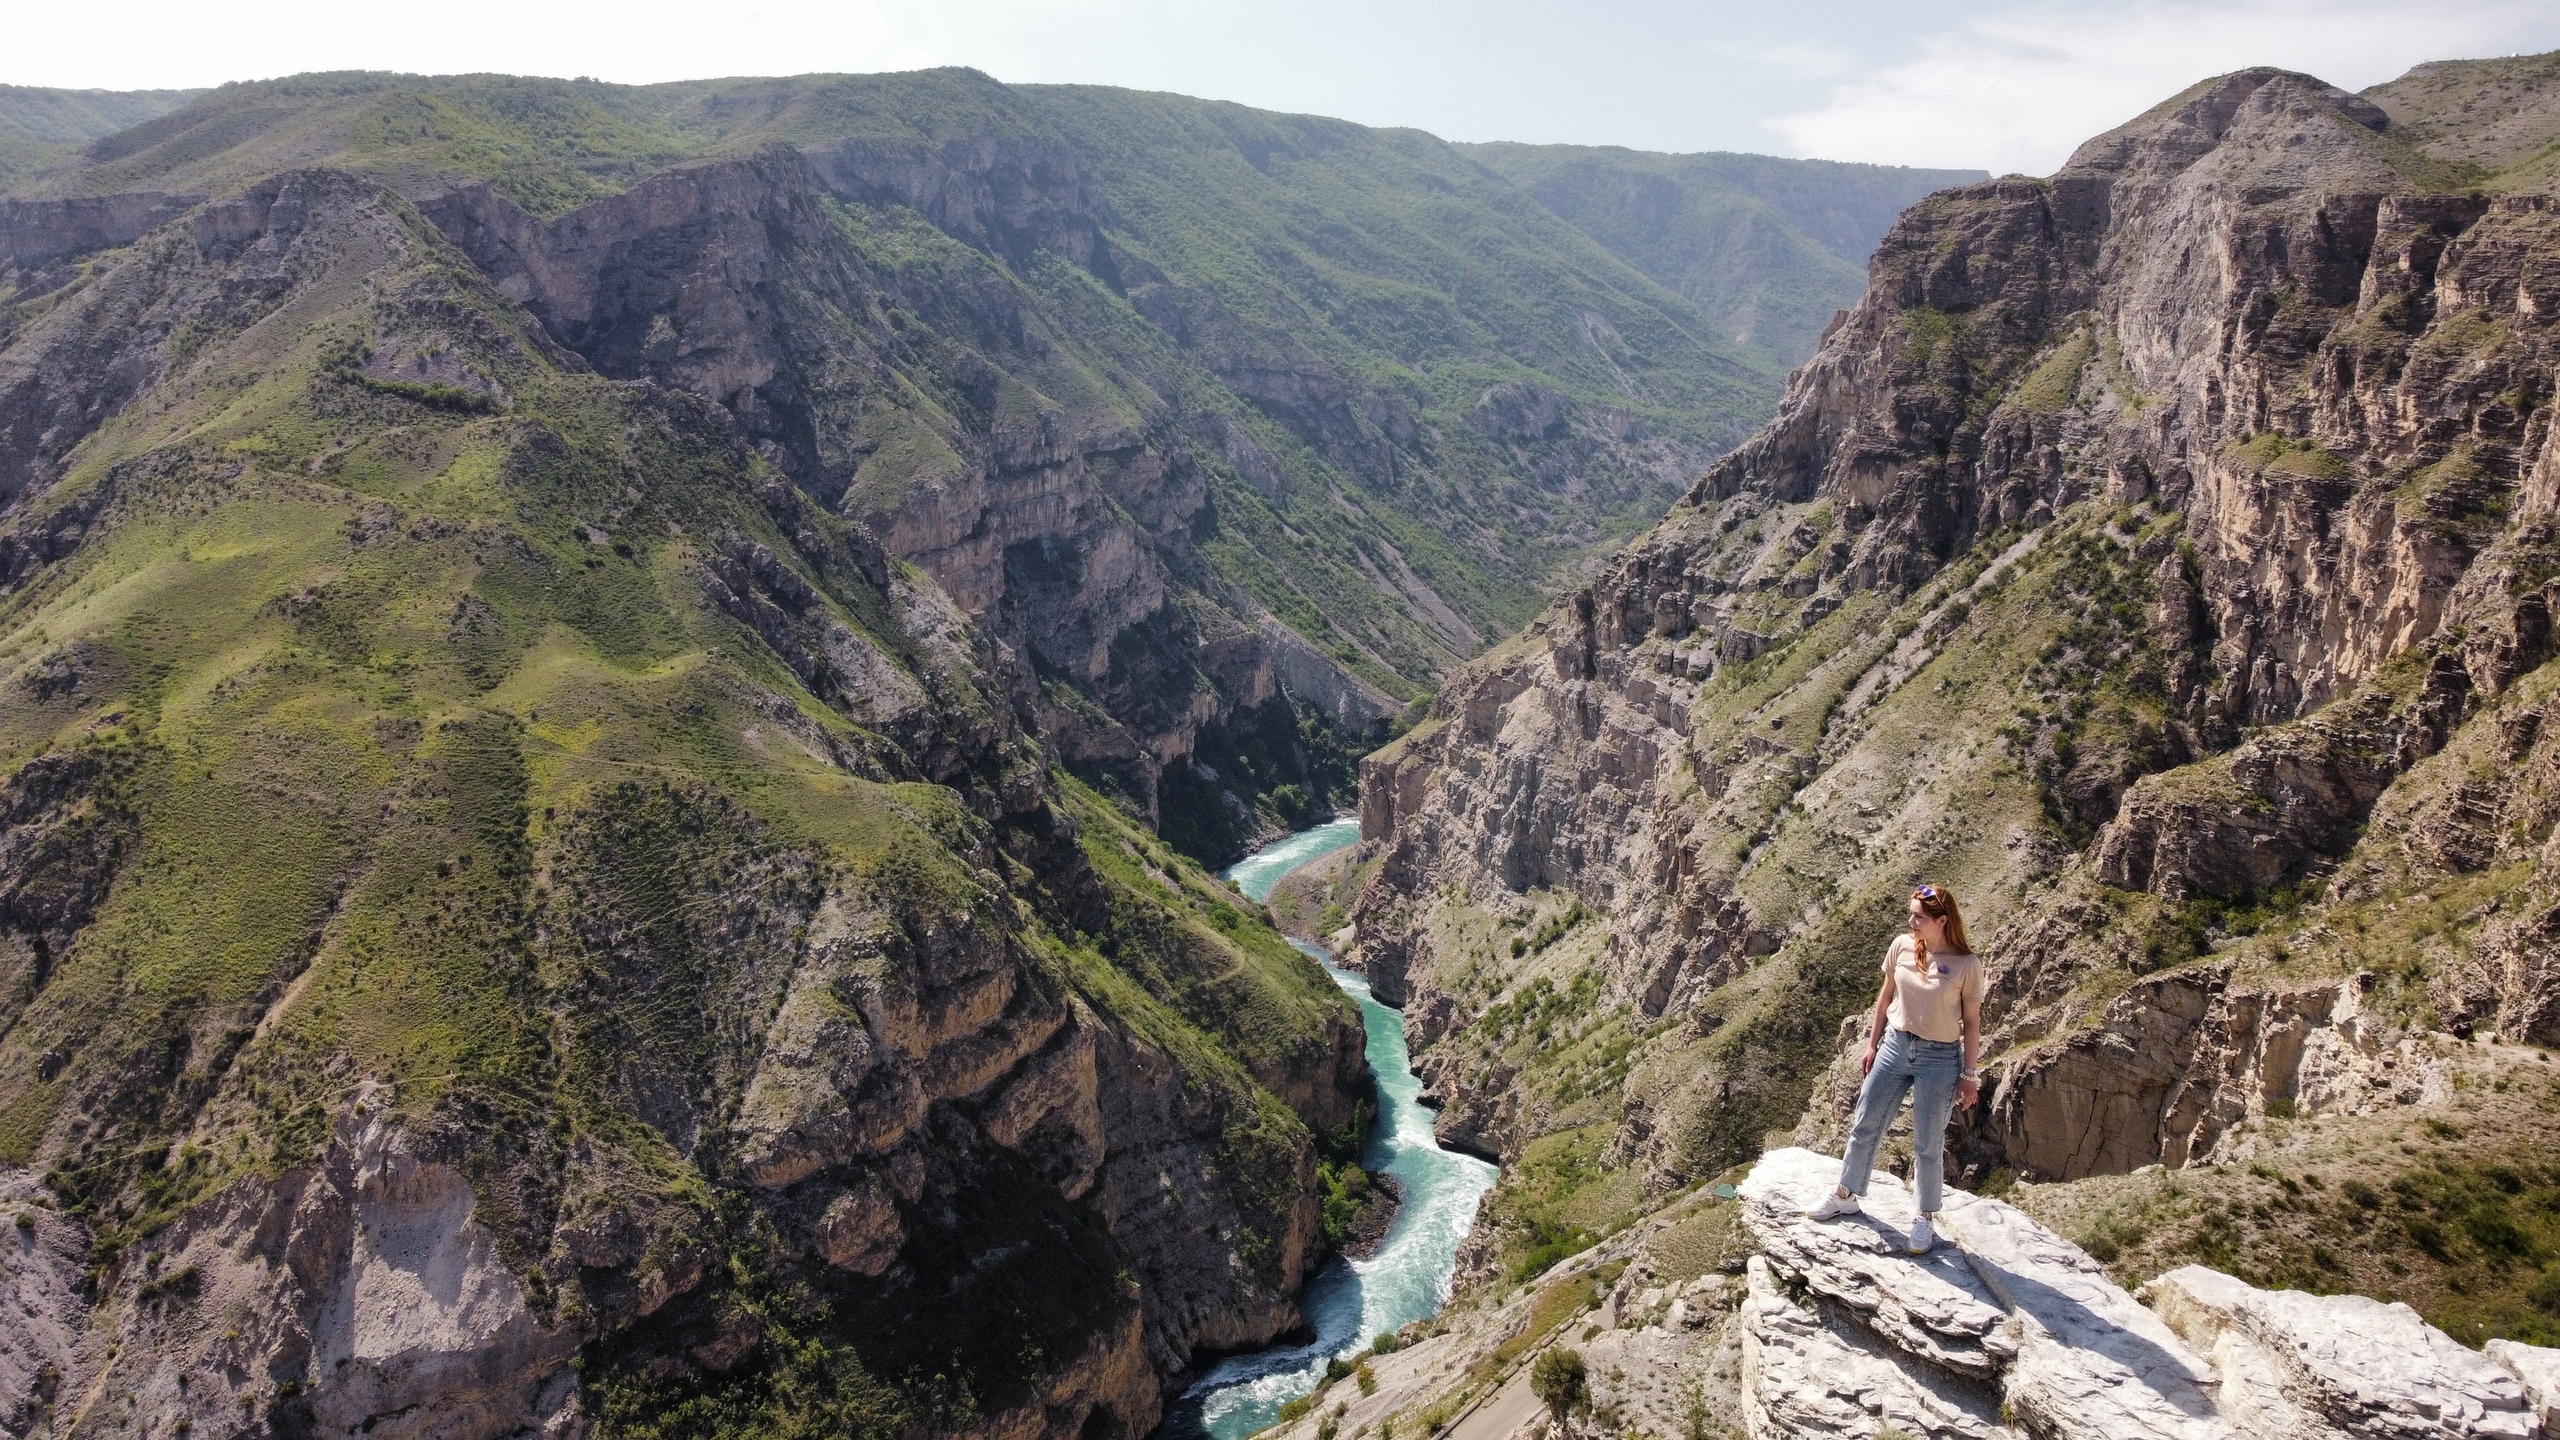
[1157,819,1499,1440]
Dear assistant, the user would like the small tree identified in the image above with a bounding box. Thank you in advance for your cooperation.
[1530,1347,1588,1421]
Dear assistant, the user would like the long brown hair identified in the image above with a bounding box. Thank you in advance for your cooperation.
[1912,883,1971,963]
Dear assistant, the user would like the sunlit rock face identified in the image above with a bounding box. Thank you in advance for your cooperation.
[1351,60,2560,1247]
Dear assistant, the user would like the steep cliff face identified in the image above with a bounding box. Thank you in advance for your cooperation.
[2,68,1859,863]
[0,166,1370,1440]
[1351,56,2560,1341]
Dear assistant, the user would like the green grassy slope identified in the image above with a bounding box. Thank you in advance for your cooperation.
[2364,49,2560,190]
[1016,85,1775,629]
[4,70,1854,862]
[4,70,1780,668]
[0,167,1370,1436]
[1460,143,1984,366]
[0,85,202,190]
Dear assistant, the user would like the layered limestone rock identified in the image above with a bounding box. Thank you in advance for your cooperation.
[1348,56,2560,1229]
[1739,1256,2009,1440]
[1740,1148,2530,1440]
[2141,1266,2534,1440]
[421,151,1390,826]
[0,163,1369,1440]
[1947,966,2449,1181]
[2488,1340,2560,1436]
[1738,1149,2018,1379]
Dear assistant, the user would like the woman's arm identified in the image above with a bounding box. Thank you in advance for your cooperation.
[1957,990,1983,1107]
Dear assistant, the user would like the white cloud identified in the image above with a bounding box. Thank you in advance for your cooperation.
[1724,41,1865,82]
[1763,0,2560,174]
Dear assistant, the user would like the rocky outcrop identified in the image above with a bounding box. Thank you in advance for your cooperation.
[1740,1148,2533,1440]
[1740,1255,2009,1440]
[0,171,413,512]
[1255,1144,2553,1440]
[2090,652,2475,902]
[2488,1340,2560,1437]
[2142,1266,2533,1440]
[1741,1161,2018,1380]
[0,192,196,283]
[1945,967,2448,1181]
[55,1107,588,1440]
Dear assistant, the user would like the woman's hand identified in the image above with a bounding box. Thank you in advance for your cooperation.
[1860,1042,1878,1076]
[1957,1075,1980,1108]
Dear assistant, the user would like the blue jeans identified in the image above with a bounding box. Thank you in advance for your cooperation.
[1840,1027,1963,1214]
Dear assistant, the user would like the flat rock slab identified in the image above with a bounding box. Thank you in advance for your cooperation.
[1936,1191,2225,1440]
[1742,1256,2015,1440]
[1741,1147,2021,1378]
[2144,1266,2533,1440]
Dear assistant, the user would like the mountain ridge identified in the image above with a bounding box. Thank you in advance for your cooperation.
[0,85,203,191]
[1346,48,2560,1356]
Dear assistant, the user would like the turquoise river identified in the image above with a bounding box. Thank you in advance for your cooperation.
[1156,818,1500,1440]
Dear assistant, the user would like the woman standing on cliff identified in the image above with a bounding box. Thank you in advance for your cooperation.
[1807,884,1984,1254]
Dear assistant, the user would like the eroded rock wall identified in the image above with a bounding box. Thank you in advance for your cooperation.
[0,168,1368,1440]
[1349,62,2560,1213]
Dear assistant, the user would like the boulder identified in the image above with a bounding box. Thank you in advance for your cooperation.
[1736,1151,2554,1440]
[2142,1267,2535,1440]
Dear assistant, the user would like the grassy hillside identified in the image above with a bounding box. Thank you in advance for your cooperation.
[0,166,1374,1437]
[0,85,201,190]
[4,69,1944,860]
[1461,144,1984,367]
[2366,50,2560,190]
[1,71,1968,690]
[7,71,1778,639]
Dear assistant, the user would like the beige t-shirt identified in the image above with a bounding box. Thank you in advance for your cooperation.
[1883,934,1984,1044]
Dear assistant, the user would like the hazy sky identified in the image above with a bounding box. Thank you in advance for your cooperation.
[12,0,2560,174]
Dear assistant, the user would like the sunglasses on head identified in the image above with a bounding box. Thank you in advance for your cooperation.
[1913,885,1946,913]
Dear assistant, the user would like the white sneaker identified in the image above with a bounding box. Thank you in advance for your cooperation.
[1907,1215,1936,1254]
[1807,1190,1861,1220]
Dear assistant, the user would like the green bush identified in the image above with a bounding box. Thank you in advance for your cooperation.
[1530,1347,1587,1419]
[1507,1213,1599,1282]
[334,365,503,414]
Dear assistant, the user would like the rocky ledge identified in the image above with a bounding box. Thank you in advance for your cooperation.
[1740,1147,2542,1440]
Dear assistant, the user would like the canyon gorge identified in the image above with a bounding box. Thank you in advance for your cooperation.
[7,37,2560,1440]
